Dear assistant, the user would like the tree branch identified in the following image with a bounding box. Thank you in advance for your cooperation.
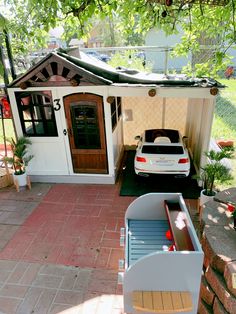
[65,0,95,17]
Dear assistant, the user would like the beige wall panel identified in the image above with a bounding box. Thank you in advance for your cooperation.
[123,96,188,145]
[123,96,163,145]
[164,98,188,135]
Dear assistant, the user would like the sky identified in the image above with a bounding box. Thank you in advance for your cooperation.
[49,26,64,38]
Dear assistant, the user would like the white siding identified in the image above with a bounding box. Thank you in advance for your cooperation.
[145,28,190,72]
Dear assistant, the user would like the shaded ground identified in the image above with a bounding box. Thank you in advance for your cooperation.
[120,151,201,199]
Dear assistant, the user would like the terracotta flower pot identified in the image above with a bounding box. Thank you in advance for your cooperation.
[217,139,234,148]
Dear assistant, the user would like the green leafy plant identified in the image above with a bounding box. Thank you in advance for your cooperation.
[108,50,152,72]
[3,136,34,175]
[231,209,236,218]
[195,147,234,196]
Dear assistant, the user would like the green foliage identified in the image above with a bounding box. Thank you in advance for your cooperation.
[195,147,234,196]
[231,209,236,218]
[2,0,236,76]
[0,64,4,79]
[211,79,236,189]
[212,79,236,140]
[0,13,7,29]
[0,119,16,144]
[108,50,152,72]
[3,136,34,175]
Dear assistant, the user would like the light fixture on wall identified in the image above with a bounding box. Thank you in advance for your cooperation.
[124,109,133,121]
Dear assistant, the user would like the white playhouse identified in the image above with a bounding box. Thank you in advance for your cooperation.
[7,50,222,184]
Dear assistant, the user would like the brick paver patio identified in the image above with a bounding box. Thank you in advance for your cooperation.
[0,183,198,314]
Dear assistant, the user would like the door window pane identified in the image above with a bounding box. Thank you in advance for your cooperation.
[70,101,101,149]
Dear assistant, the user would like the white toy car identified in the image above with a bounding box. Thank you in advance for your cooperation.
[134,129,190,177]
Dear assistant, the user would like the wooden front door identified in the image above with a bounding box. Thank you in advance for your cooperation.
[64,93,108,174]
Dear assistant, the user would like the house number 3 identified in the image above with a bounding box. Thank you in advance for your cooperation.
[53,99,61,111]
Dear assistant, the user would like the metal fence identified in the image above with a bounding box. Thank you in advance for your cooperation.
[213,90,236,139]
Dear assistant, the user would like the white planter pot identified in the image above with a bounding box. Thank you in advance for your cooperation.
[13,172,27,187]
[199,189,216,206]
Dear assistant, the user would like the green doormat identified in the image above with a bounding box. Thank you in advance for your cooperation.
[120,151,201,199]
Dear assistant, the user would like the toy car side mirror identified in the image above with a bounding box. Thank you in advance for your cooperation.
[134,135,141,141]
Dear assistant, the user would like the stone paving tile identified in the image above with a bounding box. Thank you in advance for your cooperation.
[0,184,50,255]
[0,259,18,272]
[0,270,11,284]
[6,262,30,284]
[54,290,83,305]
[0,199,39,245]
[19,263,42,285]
[0,261,124,314]
[28,289,57,314]
[0,225,19,250]
[49,304,72,314]
[0,183,52,202]
[73,269,92,291]
[31,274,63,289]
[15,286,45,314]
[0,283,29,298]
[0,199,38,212]
[0,296,22,314]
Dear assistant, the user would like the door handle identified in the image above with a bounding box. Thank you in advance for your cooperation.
[63,129,67,136]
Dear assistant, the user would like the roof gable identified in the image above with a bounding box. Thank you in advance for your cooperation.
[9,52,112,88]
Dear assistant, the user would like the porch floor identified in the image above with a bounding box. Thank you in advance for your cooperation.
[0,182,199,314]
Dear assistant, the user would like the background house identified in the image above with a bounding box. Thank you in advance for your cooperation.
[145,28,236,74]
[145,28,190,73]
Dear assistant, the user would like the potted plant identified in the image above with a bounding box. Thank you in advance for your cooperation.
[196,146,234,205]
[4,136,34,187]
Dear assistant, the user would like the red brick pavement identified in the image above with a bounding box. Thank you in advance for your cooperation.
[0,184,135,270]
[0,183,198,313]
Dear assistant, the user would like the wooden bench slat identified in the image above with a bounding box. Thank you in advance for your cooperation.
[170,292,182,310]
[132,291,143,309]
[153,291,164,311]
[143,291,153,310]
[162,291,173,311]
[132,291,193,313]
[181,291,193,311]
